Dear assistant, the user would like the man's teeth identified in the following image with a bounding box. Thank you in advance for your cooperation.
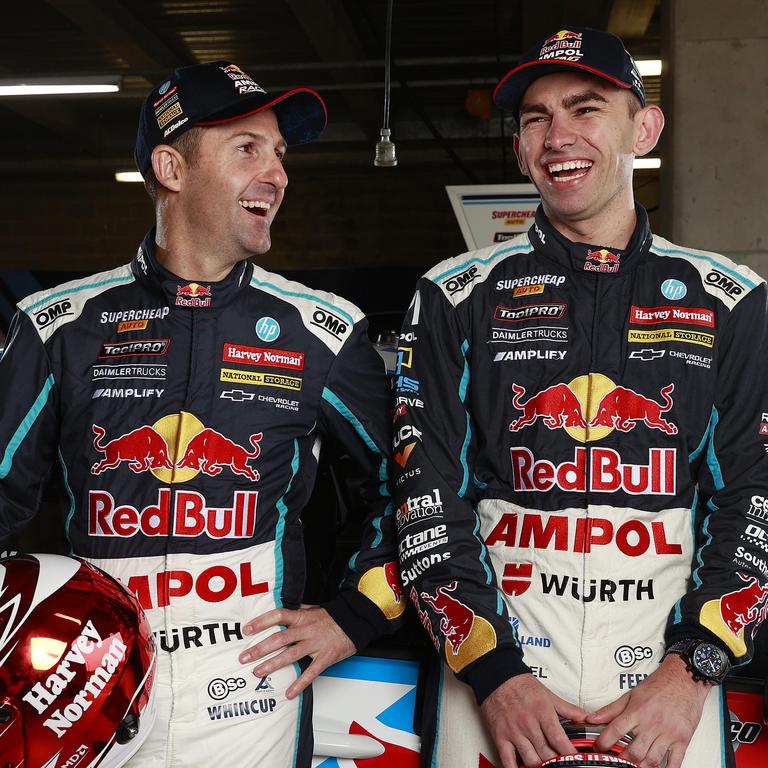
[239,200,272,210]
[547,160,593,173]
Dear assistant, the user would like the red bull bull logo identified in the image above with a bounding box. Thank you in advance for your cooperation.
[540,30,584,61]
[357,562,407,619]
[384,561,403,604]
[544,30,582,44]
[420,582,475,655]
[91,413,263,483]
[176,283,212,307]
[585,248,621,273]
[719,573,768,636]
[418,581,498,672]
[177,428,262,481]
[508,374,678,442]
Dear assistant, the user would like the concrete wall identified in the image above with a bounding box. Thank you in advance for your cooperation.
[661,0,768,277]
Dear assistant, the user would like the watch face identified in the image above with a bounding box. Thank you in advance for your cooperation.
[692,643,726,678]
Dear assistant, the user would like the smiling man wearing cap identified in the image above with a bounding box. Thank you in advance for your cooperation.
[0,61,403,766]
[391,27,768,768]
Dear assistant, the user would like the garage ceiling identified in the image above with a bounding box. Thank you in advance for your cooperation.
[0,0,661,177]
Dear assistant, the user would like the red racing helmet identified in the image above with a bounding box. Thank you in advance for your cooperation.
[0,553,157,767]
[534,722,640,768]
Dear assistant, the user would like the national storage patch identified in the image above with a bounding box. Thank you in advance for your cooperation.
[220,368,302,391]
[627,328,715,348]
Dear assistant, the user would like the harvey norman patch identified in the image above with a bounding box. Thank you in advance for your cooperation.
[630,306,715,328]
[220,368,302,391]
[628,328,714,349]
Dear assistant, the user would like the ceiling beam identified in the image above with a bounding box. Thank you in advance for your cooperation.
[607,0,658,39]
[45,0,181,71]
[284,0,383,143]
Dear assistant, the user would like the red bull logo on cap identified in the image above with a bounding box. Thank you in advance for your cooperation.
[585,249,621,274]
[540,30,584,61]
[176,283,212,308]
[91,412,263,484]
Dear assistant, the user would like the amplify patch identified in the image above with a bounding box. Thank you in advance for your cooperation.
[628,328,714,349]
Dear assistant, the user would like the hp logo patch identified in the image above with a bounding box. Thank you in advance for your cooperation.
[660,279,687,301]
[159,80,171,95]
[256,316,280,342]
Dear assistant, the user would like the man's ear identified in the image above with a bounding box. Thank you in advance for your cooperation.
[513,133,530,178]
[634,104,665,157]
[151,145,185,193]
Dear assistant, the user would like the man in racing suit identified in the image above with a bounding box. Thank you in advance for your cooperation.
[0,62,403,767]
[393,28,768,768]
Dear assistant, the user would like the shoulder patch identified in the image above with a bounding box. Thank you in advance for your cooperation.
[425,233,534,305]
[249,265,364,355]
[651,235,763,307]
[18,265,134,343]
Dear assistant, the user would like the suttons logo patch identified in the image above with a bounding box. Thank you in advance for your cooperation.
[90,412,262,483]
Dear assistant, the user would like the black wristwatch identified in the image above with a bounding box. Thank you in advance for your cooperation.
[664,638,731,685]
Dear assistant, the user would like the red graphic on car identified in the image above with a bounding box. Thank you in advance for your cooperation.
[91,424,174,474]
[176,428,262,481]
[384,561,404,604]
[720,573,768,636]
[589,384,677,434]
[509,383,588,432]
[420,581,475,655]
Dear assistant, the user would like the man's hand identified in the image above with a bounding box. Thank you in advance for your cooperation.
[588,654,710,768]
[480,673,588,768]
[238,605,355,699]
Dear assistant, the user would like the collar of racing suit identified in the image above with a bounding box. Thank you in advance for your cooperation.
[131,227,255,309]
[527,203,653,275]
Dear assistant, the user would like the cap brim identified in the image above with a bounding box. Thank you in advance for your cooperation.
[493,59,632,116]
[195,87,327,146]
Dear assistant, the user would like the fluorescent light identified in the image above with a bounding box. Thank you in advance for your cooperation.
[636,59,662,77]
[0,76,120,96]
[634,157,661,170]
[115,171,144,183]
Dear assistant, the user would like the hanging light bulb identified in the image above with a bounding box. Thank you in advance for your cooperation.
[374,0,397,167]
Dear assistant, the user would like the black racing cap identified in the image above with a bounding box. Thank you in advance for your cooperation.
[493,27,645,119]
[134,60,327,175]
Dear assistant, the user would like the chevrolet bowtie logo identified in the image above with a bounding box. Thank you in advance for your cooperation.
[220,389,255,402]
[629,349,666,361]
